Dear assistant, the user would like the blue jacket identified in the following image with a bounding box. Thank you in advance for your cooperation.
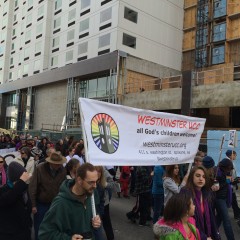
[152,166,165,194]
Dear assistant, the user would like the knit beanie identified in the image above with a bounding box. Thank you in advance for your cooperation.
[8,162,26,182]
[202,156,215,169]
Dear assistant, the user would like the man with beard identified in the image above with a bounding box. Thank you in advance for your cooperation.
[38,163,101,240]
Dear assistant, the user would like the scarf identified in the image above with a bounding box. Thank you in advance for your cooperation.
[0,166,7,186]
[194,189,212,238]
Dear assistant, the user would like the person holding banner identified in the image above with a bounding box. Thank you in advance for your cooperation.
[0,155,7,187]
[38,163,101,240]
[182,166,220,240]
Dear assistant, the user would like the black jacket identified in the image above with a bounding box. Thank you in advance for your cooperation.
[0,180,32,240]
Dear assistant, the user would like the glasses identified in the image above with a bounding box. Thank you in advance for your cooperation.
[84,180,97,186]
[0,161,3,163]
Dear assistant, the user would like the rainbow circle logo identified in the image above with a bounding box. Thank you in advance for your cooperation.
[91,113,119,154]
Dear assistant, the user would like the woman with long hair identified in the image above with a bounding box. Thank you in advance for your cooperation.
[163,164,188,206]
[153,192,200,240]
[65,158,80,179]
[14,147,35,175]
[72,143,85,165]
[182,166,220,240]
[0,155,7,187]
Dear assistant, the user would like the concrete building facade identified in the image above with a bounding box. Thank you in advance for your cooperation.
[0,0,183,131]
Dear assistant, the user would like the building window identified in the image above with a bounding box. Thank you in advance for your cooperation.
[23,63,29,74]
[79,18,89,32]
[12,28,16,37]
[24,47,30,58]
[99,33,110,48]
[81,0,90,9]
[67,29,75,41]
[13,14,17,22]
[51,56,58,66]
[25,30,31,41]
[28,0,33,7]
[10,57,14,65]
[55,0,62,10]
[212,45,225,64]
[54,17,61,29]
[37,5,44,17]
[0,59,3,68]
[52,36,60,48]
[36,23,43,35]
[11,43,15,51]
[34,59,41,70]
[2,17,7,28]
[0,46,5,55]
[68,8,76,22]
[122,33,136,49]
[196,27,208,47]
[100,7,112,23]
[35,41,42,53]
[15,0,18,8]
[66,50,73,61]
[214,0,226,18]
[26,13,32,25]
[124,7,138,23]
[18,68,22,78]
[78,41,88,55]
[213,22,226,42]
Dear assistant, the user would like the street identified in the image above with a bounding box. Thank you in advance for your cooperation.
[109,194,240,240]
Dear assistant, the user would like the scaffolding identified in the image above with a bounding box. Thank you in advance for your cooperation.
[195,0,209,69]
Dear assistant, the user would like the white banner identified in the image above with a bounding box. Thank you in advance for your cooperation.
[79,98,206,166]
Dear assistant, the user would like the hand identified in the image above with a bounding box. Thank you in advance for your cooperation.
[20,172,31,182]
[92,215,101,228]
[32,207,37,214]
[182,173,189,183]
[71,234,83,240]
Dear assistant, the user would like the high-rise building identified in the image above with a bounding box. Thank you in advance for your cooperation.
[0,0,183,131]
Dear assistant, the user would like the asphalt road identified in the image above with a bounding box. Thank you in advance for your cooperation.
[109,194,240,240]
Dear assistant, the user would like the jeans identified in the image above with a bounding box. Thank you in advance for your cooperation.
[232,192,240,218]
[215,198,235,240]
[34,202,51,240]
[152,193,164,224]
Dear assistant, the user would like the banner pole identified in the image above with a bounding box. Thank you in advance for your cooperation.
[214,134,225,180]
[79,98,97,217]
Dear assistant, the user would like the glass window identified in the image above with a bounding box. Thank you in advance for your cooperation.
[68,9,76,22]
[0,59,3,68]
[99,33,110,48]
[52,36,60,47]
[214,0,226,18]
[212,45,225,64]
[213,22,226,42]
[196,27,208,47]
[2,17,7,27]
[18,68,22,78]
[124,7,138,23]
[23,63,29,74]
[122,33,136,49]
[55,0,62,10]
[100,7,112,23]
[97,76,107,97]
[66,50,74,61]
[25,30,31,41]
[13,14,17,22]
[28,0,33,7]
[51,56,58,66]
[54,17,61,29]
[12,28,16,36]
[0,45,5,54]
[15,0,18,8]
[24,47,30,58]
[9,72,13,80]
[26,13,32,25]
[36,23,43,35]
[79,18,89,32]
[35,41,42,53]
[81,0,90,9]
[78,42,88,55]
[87,79,97,98]
[10,57,14,65]
[38,5,44,17]
[67,29,75,41]
[11,43,15,51]
[34,59,41,70]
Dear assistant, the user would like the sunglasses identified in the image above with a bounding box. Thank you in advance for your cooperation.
[0,161,4,163]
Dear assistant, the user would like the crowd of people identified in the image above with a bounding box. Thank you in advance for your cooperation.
[0,132,240,240]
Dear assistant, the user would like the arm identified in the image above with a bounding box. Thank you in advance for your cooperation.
[163,178,182,194]
[28,165,39,208]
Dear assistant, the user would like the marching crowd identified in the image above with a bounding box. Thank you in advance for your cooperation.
[0,133,239,240]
